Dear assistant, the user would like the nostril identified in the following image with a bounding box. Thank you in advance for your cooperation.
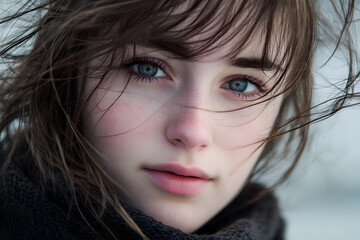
[199,144,206,149]
[174,138,183,145]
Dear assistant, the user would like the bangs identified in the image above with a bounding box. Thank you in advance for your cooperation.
[65,0,314,96]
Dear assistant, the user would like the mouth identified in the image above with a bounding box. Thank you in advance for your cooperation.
[143,163,211,196]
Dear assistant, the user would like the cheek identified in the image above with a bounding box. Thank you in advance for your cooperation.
[214,111,278,149]
[213,99,282,173]
[82,89,166,172]
[84,91,160,137]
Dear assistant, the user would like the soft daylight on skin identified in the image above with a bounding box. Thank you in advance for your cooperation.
[82,36,284,232]
[1,0,359,239]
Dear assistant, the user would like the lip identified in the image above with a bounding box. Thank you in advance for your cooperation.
[144,163,211,196]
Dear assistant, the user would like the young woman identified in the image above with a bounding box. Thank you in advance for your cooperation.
[0,0,358,239]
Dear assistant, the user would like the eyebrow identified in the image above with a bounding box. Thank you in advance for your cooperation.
[230,57,282,71]
[138,43,282,71]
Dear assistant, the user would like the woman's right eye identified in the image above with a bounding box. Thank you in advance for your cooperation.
[124,57,169,83]
[133,62,167,78]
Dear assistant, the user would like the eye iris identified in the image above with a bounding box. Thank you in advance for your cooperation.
[138,63,158,77]
[229,79,248,92]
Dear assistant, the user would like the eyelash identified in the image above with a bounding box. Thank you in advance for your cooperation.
[122,57,266,100]
[123,57,167,83]
[223,75,266,100]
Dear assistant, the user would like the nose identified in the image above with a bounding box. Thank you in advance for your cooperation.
[166,107,213,150]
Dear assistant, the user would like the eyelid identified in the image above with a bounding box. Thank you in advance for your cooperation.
[219,75,268,101]
[123,57,170,77]
[224,75,267,92]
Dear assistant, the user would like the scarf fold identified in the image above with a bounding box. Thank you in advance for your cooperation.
[0,150,284,240]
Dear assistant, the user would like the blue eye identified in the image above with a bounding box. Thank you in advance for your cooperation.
[133,62,166,78]
[222,78,257,93]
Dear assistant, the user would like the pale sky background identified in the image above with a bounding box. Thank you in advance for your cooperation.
[276,5,360,238]
[278,48,360,239]
[1,1,359,239]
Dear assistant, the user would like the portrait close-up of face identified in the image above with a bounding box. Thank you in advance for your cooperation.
[81,3,286,232]
[1,0,358,239]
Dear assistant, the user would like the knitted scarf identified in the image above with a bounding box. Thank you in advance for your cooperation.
[0,150,284,240]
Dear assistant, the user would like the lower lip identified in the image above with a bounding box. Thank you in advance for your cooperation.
[145,169,210,196]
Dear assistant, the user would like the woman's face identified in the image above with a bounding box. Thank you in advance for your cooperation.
[83,34,283,232]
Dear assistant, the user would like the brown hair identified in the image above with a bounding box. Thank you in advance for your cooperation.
[0,0,358,238]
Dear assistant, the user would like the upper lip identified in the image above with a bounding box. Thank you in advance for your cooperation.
[144,163,212,180]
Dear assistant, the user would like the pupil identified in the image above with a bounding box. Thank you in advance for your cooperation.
[229,79,248,92]
[138,63,157,77]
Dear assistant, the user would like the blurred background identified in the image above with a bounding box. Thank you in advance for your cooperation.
[276,4,360,238]
[277,54,360,239]
[277,108,360,240]
[1,1,359,239]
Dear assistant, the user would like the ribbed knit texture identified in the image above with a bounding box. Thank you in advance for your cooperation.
[0,149,284,240]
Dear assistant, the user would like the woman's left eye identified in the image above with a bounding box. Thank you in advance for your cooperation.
[132,62,167,78]
[221,78,258,94]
